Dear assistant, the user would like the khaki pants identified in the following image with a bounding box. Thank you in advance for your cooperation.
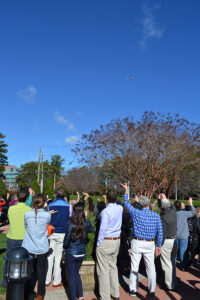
[96,239,120,300]
[46,233,65,285]
[160,238,177,289]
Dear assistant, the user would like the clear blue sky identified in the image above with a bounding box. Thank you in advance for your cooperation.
[1,0,200,169]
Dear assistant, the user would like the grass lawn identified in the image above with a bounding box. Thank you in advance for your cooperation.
[0,232,7,295]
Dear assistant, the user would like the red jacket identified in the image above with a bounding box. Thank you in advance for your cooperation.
[0,200,6,212]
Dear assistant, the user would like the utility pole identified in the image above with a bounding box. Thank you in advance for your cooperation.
[175,178,178,200]
[40,152,44,193]
[37,147,41,184]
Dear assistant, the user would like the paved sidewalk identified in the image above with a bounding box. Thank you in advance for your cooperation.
[44,262,200,300]
[1,224,200,299]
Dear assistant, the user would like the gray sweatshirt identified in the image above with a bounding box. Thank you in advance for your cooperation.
[176,206,196,239]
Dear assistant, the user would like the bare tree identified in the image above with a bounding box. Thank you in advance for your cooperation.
[73,112,200,198]
[59,166,103,194]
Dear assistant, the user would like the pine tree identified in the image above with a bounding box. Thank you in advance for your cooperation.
[0,133,8,174]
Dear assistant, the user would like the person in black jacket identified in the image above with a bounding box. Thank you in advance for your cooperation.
[63,202,93,300]
[159,194,177,291]
[185,205,200,266]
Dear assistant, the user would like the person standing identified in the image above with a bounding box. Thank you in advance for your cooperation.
[159,194,177,291]
[63,202,93,300]
[23,195,51,300]
[121,183,163,297]
[1,190,32,288]
[96,190,123,300]
[45,188,70,287]
[174,198,196,269]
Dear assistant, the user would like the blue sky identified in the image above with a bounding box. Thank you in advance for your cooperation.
[1,0,200,169]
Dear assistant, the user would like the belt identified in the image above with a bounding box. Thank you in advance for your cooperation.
[133,237,154,242]
[166,237,176,239]
[104,237,120,240]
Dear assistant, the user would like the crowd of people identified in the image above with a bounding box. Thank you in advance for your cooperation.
[0,184,200,300]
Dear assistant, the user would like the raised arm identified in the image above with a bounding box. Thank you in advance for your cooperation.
[120,183,137,216]
[186,198,196,219]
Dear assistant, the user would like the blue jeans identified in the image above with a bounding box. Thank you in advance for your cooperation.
[65,254,84,300]
[1,239,23,288]
[175,237,188,267]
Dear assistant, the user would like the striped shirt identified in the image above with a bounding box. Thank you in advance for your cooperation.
[123,194,163,247]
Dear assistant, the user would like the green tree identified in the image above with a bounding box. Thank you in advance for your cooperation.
[0,133,8,174]
[31,179,40,194]
[51,155,65,169]
[0,179,6,197]
[16,161,38,188]
[16,155,65,193]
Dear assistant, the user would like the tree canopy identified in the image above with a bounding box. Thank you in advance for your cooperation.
[73,112,200,198]
[16,154,65,198]
[0,133,8,174]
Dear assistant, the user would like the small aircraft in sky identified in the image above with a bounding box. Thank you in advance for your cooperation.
[126,75,134,80]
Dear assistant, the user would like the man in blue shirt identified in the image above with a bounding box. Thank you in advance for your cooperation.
[121,183,163,297]
[45,188,70,287]
[96,190,123,300]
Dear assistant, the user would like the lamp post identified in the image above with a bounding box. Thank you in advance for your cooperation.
[4,247,32,300]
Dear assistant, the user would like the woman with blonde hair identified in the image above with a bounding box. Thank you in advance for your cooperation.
[22,194,51,300]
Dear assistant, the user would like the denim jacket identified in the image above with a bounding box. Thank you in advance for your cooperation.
[63,219,94,256]
[22,208,51,255]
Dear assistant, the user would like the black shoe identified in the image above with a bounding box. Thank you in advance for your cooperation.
[162,285,176,292]
[129,290,136,297]
[148,292,155,297]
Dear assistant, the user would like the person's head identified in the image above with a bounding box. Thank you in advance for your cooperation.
[174,200,181,211]
[132,201,143,210]
[139,196,150,208]
[11,193,18,201]
[32,194,45,223]
[71,202,86,240]
[88,197,94,212]
[1,194,7,201]
[97,201,106,213]
[159,193,166,200]
[56,188,66,199]
[160,198,171,210]
[17,190,28,203]
[79,197,85,205]
[185,204,192,211]
[106,190,117,203]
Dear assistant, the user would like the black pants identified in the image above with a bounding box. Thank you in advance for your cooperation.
[26,252,48,296]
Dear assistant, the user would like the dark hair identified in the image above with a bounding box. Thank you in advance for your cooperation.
[106,190,117,203]
[1,194,7,201]
[185,204,192,211]
[132,201,143,210]
[11,193,18,201]
[174,200,181,211]
[71,202,86,240]
[79,197,85,205]
[17,190,28,203]
[88,197,94,212]
[56,188,66,198]
[32,194,45,224]
[97,201,106,213]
